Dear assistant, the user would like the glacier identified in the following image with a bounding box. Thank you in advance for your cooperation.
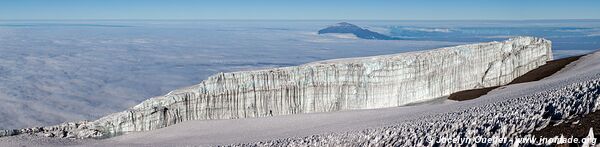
[0,37,552,139]
[231,50,600,146]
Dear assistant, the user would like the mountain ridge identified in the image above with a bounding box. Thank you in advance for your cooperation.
[318,22,397,40]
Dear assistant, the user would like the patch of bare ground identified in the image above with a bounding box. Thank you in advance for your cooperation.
[448,55,583,101]
[447,54,596,146]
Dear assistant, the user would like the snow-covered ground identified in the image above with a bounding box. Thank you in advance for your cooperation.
[1,49,598,146]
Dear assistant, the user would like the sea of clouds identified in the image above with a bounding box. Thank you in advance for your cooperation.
[0,20,460,129]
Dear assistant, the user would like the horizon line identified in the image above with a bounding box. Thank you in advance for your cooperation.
[2,18,600,22]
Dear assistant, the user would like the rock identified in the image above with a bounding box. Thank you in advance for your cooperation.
[0,37,553,139]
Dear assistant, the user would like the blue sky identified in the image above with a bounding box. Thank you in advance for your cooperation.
[1,0,600,20]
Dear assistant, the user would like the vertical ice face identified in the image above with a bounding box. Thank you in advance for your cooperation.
[0,37,553,138]
[86,37,552,137]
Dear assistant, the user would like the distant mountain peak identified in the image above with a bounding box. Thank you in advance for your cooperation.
[333,22,357,27]
[318,22,396,40]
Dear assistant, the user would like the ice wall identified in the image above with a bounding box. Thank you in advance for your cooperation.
[237,49,600,147]
[0,37,553,138]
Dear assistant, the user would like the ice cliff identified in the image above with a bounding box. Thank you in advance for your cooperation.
[0,37,552,138]
[235,49,600,147]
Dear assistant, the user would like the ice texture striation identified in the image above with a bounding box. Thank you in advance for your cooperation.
[0,37,552,139]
